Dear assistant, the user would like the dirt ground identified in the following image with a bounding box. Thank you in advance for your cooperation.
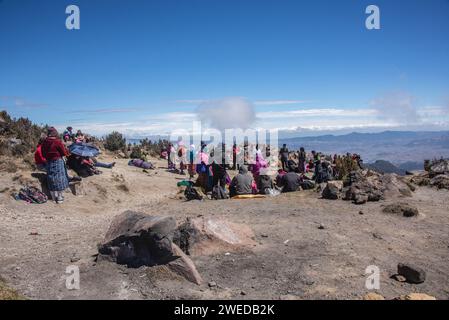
[1,155,448,300]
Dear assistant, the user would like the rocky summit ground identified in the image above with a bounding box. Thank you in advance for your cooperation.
[0,155,448,300]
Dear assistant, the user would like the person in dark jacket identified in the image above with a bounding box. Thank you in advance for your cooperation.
[278,171,302,193]
[279,144,289,171]
[212,145,227,189]
[230,166,253,197]
[41,127,70,203]
[298,147,306,173]
[257,174,274,194]
[313,160,330,184]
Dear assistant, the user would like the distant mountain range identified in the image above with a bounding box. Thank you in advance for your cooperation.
[280,131,449,168]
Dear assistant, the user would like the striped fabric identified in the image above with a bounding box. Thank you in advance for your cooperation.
[46,158,69,191]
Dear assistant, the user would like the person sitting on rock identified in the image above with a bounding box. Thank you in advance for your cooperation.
[229,165,253,198]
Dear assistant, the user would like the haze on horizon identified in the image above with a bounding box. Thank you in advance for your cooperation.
[1,0,449,138]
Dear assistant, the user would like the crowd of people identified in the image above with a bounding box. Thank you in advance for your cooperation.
[162,140,364,199]
[33,126,363,204]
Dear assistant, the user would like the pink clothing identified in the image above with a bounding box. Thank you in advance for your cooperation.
[252,156,268,178]
[196,151,209,165]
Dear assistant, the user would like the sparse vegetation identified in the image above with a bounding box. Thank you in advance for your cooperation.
[0,277,25,300]
[139,138,169,157]
[0,110,46,157]
[104,131,126,152]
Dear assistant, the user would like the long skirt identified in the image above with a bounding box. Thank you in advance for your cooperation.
[47,158,69,192]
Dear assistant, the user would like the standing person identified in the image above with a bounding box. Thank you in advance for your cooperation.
[279,144,289,171]
[167,143,172,168]
[195,146,209,191]
[232,142,238,170]
[177,141,186,175]
[41,127,70,204]
[188,144,196,178]
[298,147,307,173]
[212,145,227,189]
[34,134,47,172]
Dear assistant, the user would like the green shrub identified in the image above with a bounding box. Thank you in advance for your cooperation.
[130,145,143,159]
[104,131,126,152]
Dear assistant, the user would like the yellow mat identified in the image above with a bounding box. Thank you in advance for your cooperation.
[231,194,266,199]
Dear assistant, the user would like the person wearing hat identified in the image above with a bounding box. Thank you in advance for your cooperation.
[41,127,70,204]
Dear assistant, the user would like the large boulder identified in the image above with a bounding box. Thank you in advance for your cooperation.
[397,263,426,284]
[429,159,449,178]
[98,211,203,284]
[430,174,449,190]
[321,181,343,200]
[342,182,383,204]
[174,217,257,256]
[98,211,177,267]
[379,174,413,198]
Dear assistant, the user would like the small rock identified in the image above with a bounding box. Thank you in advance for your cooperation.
[260,234,269,238]
[70,257,80,263]
[318,224,325,230]
[359,211,364,215]
[280,294,301,300]
[363,293,385,300]
[372,233,383,240]
[397,263,426,284]
[354,194,368,205]
[240,290,247,296]
[391,274,407,282]
[29,232,39,236]
[208,281,217,288]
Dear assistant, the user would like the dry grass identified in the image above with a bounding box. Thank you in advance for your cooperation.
[0,278,25,300]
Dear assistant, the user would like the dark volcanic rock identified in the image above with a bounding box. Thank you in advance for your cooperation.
[98,211,177,267]
[397,263,426,284]
[321,183,339,200]
[383,203,419,217]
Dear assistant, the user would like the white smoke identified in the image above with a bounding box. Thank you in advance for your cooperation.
[195,97,256,131]
[370,91,420,124]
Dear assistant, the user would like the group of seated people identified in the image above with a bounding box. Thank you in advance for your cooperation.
[191,144,364,199]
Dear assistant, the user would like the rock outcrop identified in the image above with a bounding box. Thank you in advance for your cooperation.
[98,211,202,285]
[174,217,257,256]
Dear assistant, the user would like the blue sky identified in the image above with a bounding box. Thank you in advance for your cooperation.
[1,0,449,137]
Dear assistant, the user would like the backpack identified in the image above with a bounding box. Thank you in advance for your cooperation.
[212,185,229,200]
[178,148,184,158]
[184,185,203,201]
[17,186,48,204]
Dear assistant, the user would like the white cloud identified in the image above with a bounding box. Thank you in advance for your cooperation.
[253,100,310,106]
[196,97,256,131]
[257,108,377,119]
[370,91,420,124]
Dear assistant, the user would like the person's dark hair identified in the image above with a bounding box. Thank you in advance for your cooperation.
[47,127,59,137]
[300,147,305,152]
[38,133,47,145]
